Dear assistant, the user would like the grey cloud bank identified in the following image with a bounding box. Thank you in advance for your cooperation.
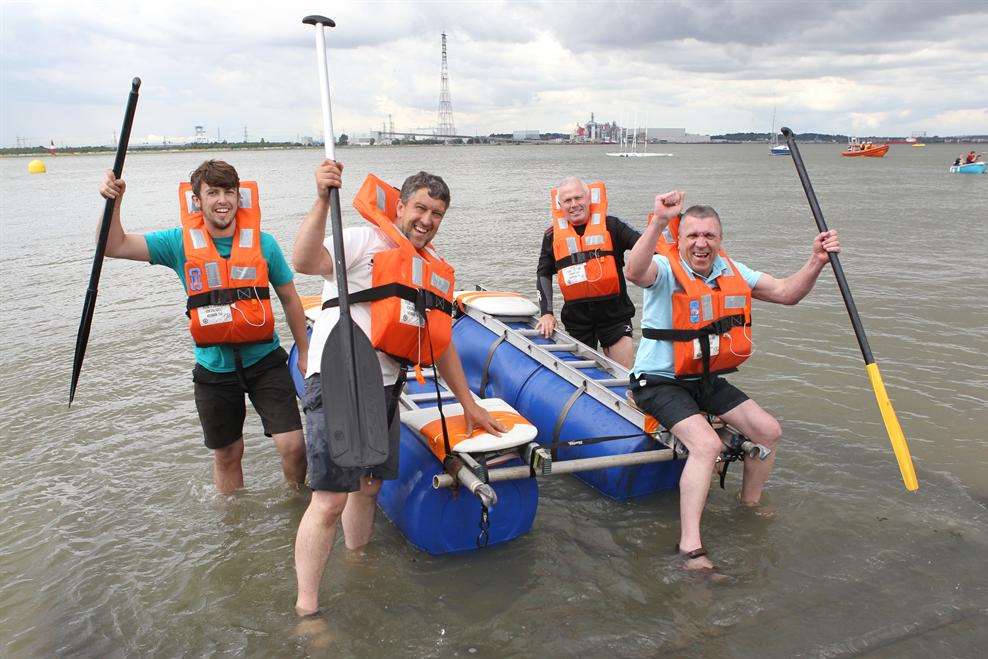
[3,1,985,147]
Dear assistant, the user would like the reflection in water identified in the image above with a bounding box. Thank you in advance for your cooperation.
[1,144,986,655]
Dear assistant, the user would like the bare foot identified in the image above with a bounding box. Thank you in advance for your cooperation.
[295,604,321,617]
[294,616,335,649]
[737,493,777,517]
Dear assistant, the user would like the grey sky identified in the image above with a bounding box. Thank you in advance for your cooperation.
[3,1,986,147]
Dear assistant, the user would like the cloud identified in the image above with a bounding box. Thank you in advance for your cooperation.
[2,1,986,147]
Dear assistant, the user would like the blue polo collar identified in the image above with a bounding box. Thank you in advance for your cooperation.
[679,254,730,284]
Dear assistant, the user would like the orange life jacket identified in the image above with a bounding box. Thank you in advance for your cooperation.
[643,212,753,379]
[549,182,621,302]
[322,174,455,367]
[179,181,274,347]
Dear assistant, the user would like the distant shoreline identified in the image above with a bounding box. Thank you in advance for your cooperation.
[3,138,985,158]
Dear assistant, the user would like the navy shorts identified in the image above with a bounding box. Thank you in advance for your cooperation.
[630,373,749,430]
[192,347,302,449]
[561,299,634,350]
[302,374,403,493]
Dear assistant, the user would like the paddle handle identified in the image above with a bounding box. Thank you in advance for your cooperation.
[780,127,873,364]
[70,77,141,405]
[92,78,141,292]
[306,17,352,321]
[781,127,918,492]
[310,20,337,162]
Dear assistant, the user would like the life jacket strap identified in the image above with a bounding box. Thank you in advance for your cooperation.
[187,286,270,312]
[321,283,454,316]
[553,249,615,271]
[641,314,747,342]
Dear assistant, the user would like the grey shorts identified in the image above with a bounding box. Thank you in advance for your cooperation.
[302,374,403,492]
[630,373,749,430]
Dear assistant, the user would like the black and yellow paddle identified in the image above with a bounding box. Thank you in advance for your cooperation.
[304,15,389,468]
[781,127,918,491]
[69,77,141,406]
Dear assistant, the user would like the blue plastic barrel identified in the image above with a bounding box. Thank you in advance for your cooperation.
[452,314,684,500]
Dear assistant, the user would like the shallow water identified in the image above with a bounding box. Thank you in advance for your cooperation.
[2,143,987,656]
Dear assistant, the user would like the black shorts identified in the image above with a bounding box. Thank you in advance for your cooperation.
[302,374,404,493]
[561,299,634,350]
[630,373,749,430]
[192,347,303,449]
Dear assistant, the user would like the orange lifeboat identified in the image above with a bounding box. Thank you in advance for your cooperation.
[841,139,889,157]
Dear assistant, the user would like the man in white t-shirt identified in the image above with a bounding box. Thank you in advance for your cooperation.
[290,160,505,616]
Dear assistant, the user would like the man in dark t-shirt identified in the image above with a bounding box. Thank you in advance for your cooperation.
[536,177,641,367]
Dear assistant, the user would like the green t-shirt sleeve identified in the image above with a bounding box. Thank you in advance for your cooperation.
[261,232,294,287]
[145,227,184,270]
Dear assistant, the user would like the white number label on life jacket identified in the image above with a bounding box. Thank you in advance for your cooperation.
[692,334,720,360]
[560,263,588,286]
[197,304,234,326]
[399,298,425,327]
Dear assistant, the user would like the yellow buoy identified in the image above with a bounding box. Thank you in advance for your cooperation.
[28,159,47,174]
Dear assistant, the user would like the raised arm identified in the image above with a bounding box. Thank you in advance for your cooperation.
[751,229,840,305]
[625,190,683,287]
[292,159,342,277]
[99,170,150,261]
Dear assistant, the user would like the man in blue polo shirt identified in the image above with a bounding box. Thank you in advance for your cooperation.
[625,190,840,572]
[98,160,309,494]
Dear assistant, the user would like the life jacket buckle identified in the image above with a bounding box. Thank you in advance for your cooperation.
[414,289,427,319]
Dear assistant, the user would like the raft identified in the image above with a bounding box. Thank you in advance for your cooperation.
[949,161,986,174]
[289,291,762,554]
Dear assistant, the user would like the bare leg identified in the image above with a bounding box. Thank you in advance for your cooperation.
[294,490,348,615]
[668,414,723,569]
[341,475,382,550]
[718,400,782,504]
[213,438,245,494]
[272,429,306,488]
[603,335,635,369]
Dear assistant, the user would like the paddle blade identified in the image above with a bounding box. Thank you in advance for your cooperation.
[69,289,98,405]
[865,363,919,491]
[320,320,389,467]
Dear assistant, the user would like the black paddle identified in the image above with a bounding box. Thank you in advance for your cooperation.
[69,77,141,406]
[304,16,389,467]
[781,127,918,491]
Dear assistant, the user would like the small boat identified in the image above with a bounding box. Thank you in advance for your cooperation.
[841,138,889,157]
[769,109,790,156]
[949,161,986,174]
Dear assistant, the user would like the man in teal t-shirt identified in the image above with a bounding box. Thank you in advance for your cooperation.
[98,160,309,494]
[626,190,841,573]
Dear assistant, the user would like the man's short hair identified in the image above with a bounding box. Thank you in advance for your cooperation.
[400,171,451,208]
[682,205,722,232]
[557,176,589,197]
[190,160,240,196]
